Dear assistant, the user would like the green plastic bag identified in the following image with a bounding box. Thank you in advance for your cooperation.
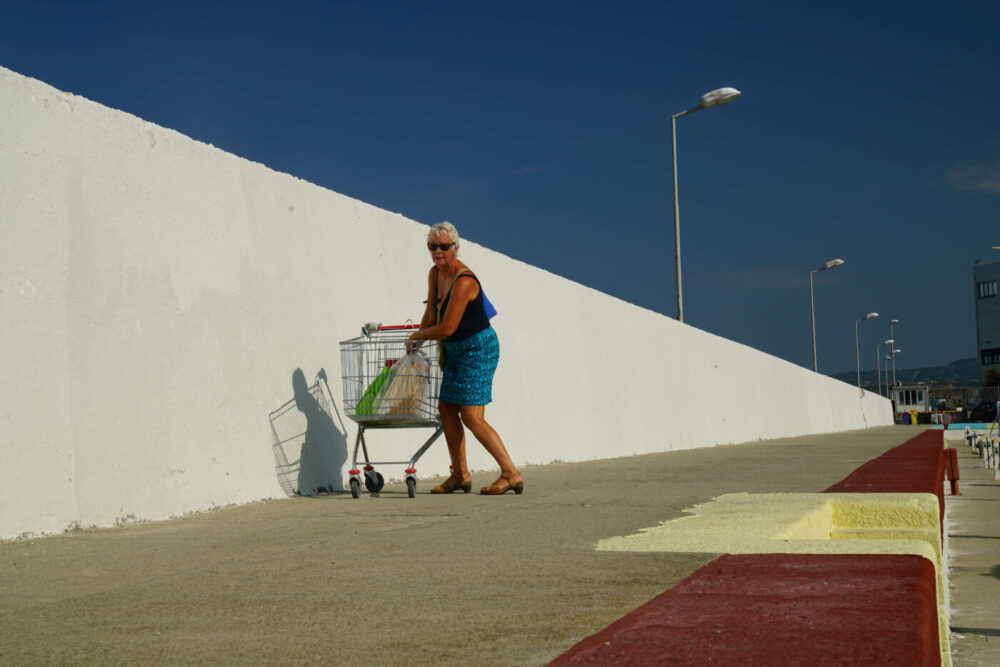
[356,365,394,415]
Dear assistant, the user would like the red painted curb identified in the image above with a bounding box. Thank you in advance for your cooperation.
[825,429,944,496]
[550,554,940,665]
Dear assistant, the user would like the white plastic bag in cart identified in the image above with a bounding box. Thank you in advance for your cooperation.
[376,351,430,416]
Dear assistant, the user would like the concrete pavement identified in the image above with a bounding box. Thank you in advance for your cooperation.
[0,425,993,664]
[945,430,1000,666]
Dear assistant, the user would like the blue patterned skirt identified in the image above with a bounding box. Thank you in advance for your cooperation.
[439,327,499,406]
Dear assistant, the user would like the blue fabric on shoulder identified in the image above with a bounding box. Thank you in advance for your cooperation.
[482,291,497,319]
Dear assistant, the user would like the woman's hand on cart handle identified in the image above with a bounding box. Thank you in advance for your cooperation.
[406,334,425,354]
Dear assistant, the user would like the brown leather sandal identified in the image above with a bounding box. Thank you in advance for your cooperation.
[480,471,524,495]
[431,474,472,494]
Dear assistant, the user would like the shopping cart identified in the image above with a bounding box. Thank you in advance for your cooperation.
[339,323,444,498]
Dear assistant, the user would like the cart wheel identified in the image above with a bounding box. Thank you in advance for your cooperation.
[406,477,417,498]
[364,471,385,493]
[349,478,361,499]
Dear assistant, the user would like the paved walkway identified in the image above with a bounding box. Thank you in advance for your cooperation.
[946,431,1000,666]
[0,425,993,664]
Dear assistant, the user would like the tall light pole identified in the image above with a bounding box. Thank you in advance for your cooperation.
[886,354,893,402]
[877,338,894,396]
[876,345,882,396]
[810,258,845,372]
[889,349,902,400]
[856,312,879,389]
[889,319,899,388]
[671,86,742,322]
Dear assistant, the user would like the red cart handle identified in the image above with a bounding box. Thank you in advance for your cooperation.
[376,324,420,331]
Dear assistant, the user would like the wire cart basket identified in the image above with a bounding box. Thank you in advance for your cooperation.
[339,323,444,497]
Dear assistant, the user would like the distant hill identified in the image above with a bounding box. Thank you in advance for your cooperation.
[829,358,980,387]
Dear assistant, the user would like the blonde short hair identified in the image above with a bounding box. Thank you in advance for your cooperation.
[427,221,459,247]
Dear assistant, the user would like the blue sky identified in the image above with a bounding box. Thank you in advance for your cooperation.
[3,0,998,375]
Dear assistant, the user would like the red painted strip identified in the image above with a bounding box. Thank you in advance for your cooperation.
[550,554,940,666]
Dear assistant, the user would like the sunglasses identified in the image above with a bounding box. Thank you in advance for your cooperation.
[427,242,455,251]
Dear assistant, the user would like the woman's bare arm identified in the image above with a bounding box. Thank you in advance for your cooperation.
[417,267,437,330]
[408,275,479,342]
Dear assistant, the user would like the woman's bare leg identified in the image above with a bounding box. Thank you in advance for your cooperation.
[459,405,519,480]
[439,400,469,479]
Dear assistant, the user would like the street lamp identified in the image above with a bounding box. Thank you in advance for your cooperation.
[886,354,893,401]
[671,87,742,322]
[876,346,881,396]
[890,349,902,397]
[889,319,900,388]
[856,312,879,389]
[877,338,894,396]
[810,258,845,372]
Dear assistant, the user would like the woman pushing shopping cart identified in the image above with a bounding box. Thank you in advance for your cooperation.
[404,221,522,496]
[339,221,522,498]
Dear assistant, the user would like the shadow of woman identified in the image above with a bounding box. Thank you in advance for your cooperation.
[293,368,349,495]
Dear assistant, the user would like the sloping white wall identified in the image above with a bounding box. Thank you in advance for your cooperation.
[0,67,893,539]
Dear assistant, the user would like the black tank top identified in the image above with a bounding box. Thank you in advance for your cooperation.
[437,274,490,342]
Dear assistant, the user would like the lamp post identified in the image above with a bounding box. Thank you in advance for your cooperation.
[856,312,879,389]
[886,354,893,402]
[671,87,742,322]
[889,319,899,388]
[877,338,894,396]
[810,258,845,372]
[876,345,882,396]
[889,349,902,400]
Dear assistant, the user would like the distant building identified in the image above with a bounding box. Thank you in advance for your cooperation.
[974,258,1000,384]
[893,384,929,416]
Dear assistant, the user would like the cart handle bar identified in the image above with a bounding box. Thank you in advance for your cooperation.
[377,324,420,331]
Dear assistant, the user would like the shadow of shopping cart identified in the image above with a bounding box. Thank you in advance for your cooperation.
[268,368,348,497]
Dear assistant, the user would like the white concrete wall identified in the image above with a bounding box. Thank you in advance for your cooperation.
[0,66,893,540]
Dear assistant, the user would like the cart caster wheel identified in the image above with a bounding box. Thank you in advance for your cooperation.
[406,477,417,498]
[349,478,361,499]
[364,471,385,493]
